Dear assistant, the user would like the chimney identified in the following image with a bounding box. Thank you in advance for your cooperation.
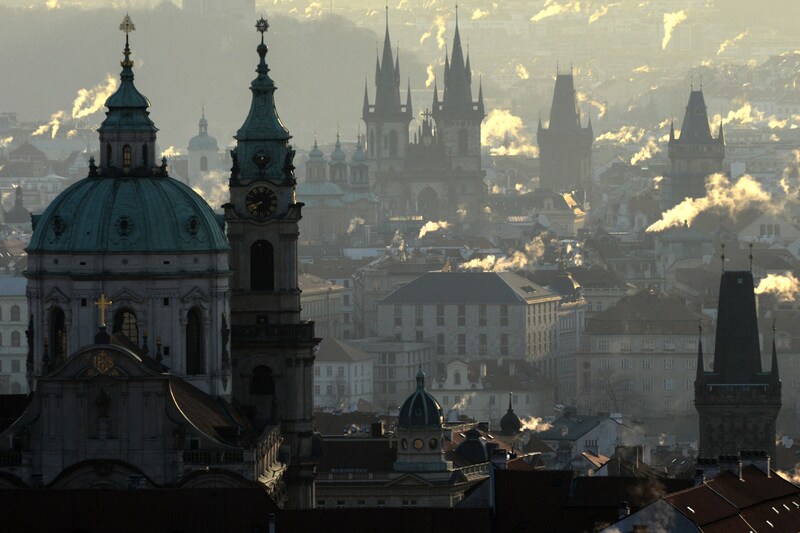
[371,421,385,438]
[693,468,706,486]
[618,500,631,520]
[477,421,490,432]
[740,450,770,476]
[718,454,742,480]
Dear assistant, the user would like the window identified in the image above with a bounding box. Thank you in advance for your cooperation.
[11,359,20,373]
[106,143,112,165]
[185,308,204,374]
[500,334,509,356]
[641,358,653,370]
[621,338,631,351]
[642,338,654,351]
[337,366,344,377]
[687,358,696,370]
[10,305,20,322]
[436,304,445,326]
[457,305,466,327]
[642,378,653,391]
[454,372,461,385]
[600,358,611,370]
[123,144,132,168]
[436,333,445,355]
[415,305,423,327]
[664,339,675,351]
[200,155,208,172]
[251,366,275,394]
[326,366,332,377]
[479,305,487,327]
[598,339,610,351]
[623,378,633,391]
[113,307,138,344]
[489,395,496,405]
[415,330,424,342]
[394,305,402,327]
[664,378,675,391]
[142,144,148,166]
[314,366,320,377]
[479,334,487,355]
[50,306,66,362]
[457,334,466,356]
[500,305,508,326]
[250,240,275,291]
[343,295,350,306]
[314,385,320,395]
[326,385,333,395]
[664,358,675,370]
[621,358,632,370]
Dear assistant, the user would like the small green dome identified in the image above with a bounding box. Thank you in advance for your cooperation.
[330,134,347,162]
[28,175,228,254]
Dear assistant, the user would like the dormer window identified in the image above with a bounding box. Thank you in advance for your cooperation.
[142,144,148,167]
[123,145,132,169]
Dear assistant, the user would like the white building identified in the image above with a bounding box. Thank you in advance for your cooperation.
[313,337,373,412]
[0,277,28,394]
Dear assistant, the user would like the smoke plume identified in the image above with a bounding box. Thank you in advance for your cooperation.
[32,111,65,139]
[192,170,229,212]
[460,236,545,271]
[521,416,552,432]
[717,30,749,56]
[755,273,800,301]
[589,2,620,24]
[662,10,688,50]
[531,0,582,23]
[516,64,530,80]
[596,126,646,145]
[471,8,489,20]
[576,92,607,118]
[418,220,450,239]
[72,74,118,119]
[425,64,435,88]
[482,109,538,157]
[630,137,660,165]
[161,146,181,159]
[347,217,365,234]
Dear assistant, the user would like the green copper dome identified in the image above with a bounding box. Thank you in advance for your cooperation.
[28,176,228,253]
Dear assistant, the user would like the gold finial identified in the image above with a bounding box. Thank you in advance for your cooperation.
[95,293,113,328]
[120,14,135,34]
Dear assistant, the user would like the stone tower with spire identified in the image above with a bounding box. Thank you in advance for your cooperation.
[537,72,593,194]
[224,18,320,509]
[664,88,725,209]
[695,271,781,460]
[431,8,485,174]
[362,8,412,186]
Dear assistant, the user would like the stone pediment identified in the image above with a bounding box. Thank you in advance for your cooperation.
[44,287,70,305]
[385,473,435,487]
[180,287,209,307]
[109,288,145,304]
[46,345,161,380]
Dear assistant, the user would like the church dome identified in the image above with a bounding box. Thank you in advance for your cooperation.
[188,112,219,152]
[398,369,443,428]
[28,176,228,253]
[454,428,488,464]
[499,394,522,435]
[308,140,324,161]
[350,140,367,165]
[330,134,347,162]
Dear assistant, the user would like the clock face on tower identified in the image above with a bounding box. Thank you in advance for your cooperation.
[245,185,278,218]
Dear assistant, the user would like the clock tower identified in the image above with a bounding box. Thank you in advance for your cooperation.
[224,18,319,509]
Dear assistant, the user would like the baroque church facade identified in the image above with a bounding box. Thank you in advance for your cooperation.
[362,12,486,224]
[0,17,318,509]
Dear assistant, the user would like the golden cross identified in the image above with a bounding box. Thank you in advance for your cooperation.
[119,14,135,35]
[95,293,113,328]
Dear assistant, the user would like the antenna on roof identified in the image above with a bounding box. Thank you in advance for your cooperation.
[720,243,725,273]
[749,243,753,272]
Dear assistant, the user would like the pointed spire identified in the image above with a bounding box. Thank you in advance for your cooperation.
[416,367,426,390]
[771,320,780,383]
[718,120,724,144]
[507,392,513,412]
[669,119,675,142]
[478,77,485,116]
[696,321,705,380]
[432,78,440,111]
[406,77,413,116]
[362,77,370,117]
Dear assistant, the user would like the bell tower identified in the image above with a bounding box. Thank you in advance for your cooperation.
[224,17,319,509]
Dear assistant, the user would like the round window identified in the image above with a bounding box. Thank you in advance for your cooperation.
[413,439,424,450]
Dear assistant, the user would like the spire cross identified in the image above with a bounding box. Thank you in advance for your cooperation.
[255,16,269,43]
[421,108,433,122]
[119,14,135,64]
[95,293,113,328]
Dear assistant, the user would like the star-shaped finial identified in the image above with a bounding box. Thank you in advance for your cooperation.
[120,14,135,35]
[256,16,269,35]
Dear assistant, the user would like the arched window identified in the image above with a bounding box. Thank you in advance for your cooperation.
[250,240,275,291]
[200,155,208,172]
[185,308,204,375]
[251,365,274,395]
[50,307,66,362]
[11,331,20,347]
[106,143,112,166]
[123,145,132,169]
[458,129,469,156]
[142,144,148,167]
[112,308,138,343]
[389,130,398,158]
[10,305,20,322]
